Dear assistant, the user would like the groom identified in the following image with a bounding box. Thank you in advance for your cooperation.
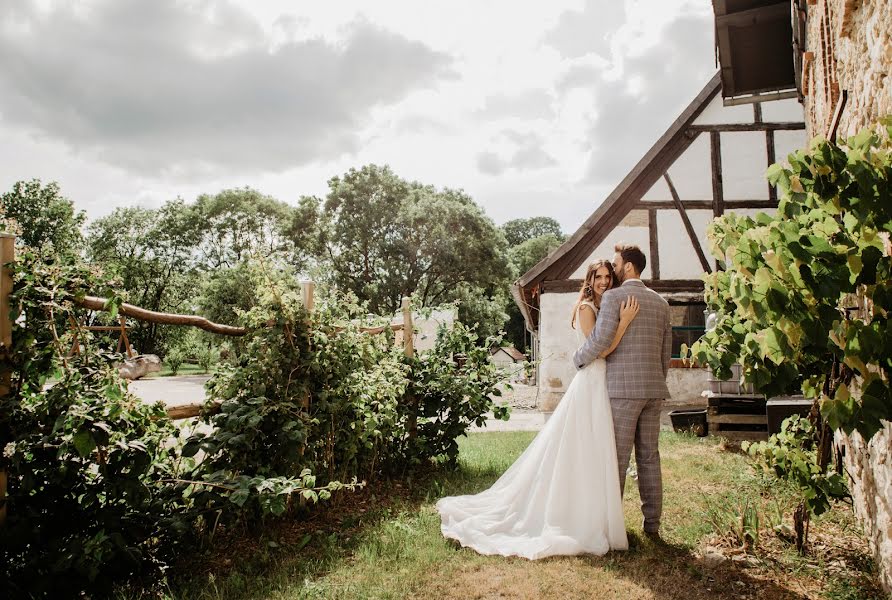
[573,243,672,538]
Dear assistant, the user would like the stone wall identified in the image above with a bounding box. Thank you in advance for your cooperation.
[805,1,892,593]
[804,0,892,138]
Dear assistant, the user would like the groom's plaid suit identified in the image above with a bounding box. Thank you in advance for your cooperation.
[573,280,672,534]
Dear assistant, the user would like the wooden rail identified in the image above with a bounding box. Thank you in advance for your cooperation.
[74,296,248,336]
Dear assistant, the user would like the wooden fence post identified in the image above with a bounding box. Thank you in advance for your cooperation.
[401,297,418,441]
[0,233,15,526]
[301,281,315,312]
[401,297,414,358]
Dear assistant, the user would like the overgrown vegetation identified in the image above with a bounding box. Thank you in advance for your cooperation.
[0,249,509,598]
[688,120,892,553]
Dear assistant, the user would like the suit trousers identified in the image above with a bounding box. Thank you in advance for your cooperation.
[611,397,664,533]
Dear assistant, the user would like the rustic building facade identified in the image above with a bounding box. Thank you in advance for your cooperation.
[513,73,805,411]
[713,0,892,592]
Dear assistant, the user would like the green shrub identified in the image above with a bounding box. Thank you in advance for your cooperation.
[165,348,185,375]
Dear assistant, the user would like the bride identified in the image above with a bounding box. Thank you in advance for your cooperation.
[436,259,640,559]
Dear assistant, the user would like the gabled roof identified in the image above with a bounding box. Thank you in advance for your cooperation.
[517,72,722,288]
[490,345,526,361]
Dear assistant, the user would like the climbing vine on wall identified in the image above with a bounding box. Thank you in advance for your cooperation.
[689,119,892,442]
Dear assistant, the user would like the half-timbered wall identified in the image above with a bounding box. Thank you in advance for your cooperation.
[536,93,806,411]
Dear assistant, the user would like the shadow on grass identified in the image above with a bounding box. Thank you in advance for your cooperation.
[119,431,882,600]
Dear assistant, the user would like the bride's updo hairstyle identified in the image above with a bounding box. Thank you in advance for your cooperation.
[571,259,618,329]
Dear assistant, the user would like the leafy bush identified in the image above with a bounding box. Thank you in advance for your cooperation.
[1,253,508,596]
[165,348,185,375]
[0,251,187,597]
[195,344,219,373]
[689,120,892,441]
[408,322,510,467]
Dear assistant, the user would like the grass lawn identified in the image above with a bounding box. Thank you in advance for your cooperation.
[123,432,884,600]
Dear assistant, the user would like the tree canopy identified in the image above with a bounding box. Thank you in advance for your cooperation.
[319,165,512,331]
[501,216,563,247]
[1,179,85,255]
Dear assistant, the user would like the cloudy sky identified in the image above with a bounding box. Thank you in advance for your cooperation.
[0,0,717,232]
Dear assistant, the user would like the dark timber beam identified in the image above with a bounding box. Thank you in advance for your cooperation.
[542,279,704,294]
[664,173,712,274]
[635,200,778,210]
[649,209,660,280]
[688,122,805,133]
[710,131,724,218]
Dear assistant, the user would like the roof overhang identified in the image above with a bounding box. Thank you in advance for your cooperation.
[713,0,798,105]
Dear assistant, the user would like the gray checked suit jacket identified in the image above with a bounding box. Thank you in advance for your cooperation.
[573,280,672,399]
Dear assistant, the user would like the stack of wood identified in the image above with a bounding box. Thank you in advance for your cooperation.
[706,394,768,442]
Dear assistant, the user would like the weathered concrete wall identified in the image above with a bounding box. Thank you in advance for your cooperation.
[805,2,892,593]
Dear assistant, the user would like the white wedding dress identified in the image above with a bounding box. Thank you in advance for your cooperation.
[436,302,628,559]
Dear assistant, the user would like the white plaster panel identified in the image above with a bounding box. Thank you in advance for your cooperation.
[641,177,671,201]
[537,292,579,397]
[569,226,652,279]
[774,129,808,164]
[720,131,769,199]
[657,209,715,279]
[693,93,754,125]
[666,134,713,200]
[761,98,805,122]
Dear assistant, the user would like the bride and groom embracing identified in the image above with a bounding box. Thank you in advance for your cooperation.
[436,243,672,559]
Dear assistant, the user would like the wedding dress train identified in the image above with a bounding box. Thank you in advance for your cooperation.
[436,307,628,559]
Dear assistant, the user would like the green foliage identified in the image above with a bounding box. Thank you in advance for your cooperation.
[87,202,201,355]
[165,348,185,375]
[0,179,86,256]
[689,120,892,441]
[408,322,510,467]
[191,188,320,271]
[0,250,186,596]
[501,216,564,247]
[187,265,510,492]
[743,416,848,518]
[195,344,219,373]
[320,164,512,324]
[0,252,348,597]
[507,233,564,277]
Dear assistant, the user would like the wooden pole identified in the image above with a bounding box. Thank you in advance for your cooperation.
[401,297,417,441]
[301,281,315,312]
[401,297,414,358]
[0,233,14,526]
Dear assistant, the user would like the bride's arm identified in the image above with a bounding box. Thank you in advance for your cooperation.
[599,296,640,358]
[578,304,597,338]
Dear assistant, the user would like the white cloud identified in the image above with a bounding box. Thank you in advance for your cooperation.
[0,0,721,235]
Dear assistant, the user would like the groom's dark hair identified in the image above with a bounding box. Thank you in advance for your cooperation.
[615,243,647,275]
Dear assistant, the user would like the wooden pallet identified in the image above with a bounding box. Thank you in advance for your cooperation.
[707,395,768,442]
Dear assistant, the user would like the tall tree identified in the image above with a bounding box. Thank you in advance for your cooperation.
[192,188,319,271]
[86,202,200,354]
[320,165,512,334]
[1,179,86,255]
[501,216,563,247]
[508,233,564,277]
